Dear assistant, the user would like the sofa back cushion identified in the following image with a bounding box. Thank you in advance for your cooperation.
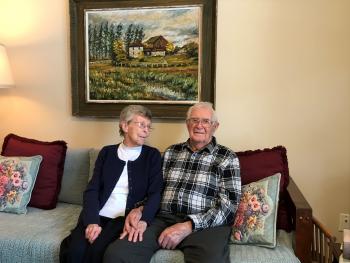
[58,148,91,205]
[62,146,292,230]
[88,149,100,181]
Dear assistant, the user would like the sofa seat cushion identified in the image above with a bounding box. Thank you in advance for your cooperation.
[229,230,300,263]
[150,230,300,263]
[0,202,81,263]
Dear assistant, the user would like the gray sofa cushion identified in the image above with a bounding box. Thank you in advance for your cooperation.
[58,148,91,205]
[229,230,299,263]
[88,148,99,181]
[150,230,300,263]
[0,203,299,263]
[0,203,81,263]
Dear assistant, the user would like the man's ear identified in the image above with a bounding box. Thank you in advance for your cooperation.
[213,122,219,131]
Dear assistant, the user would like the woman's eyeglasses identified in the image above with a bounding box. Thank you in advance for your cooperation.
[132,121,153,131]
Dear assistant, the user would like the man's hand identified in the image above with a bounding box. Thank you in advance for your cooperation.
[85,224,102,244]
[158,221,192,249]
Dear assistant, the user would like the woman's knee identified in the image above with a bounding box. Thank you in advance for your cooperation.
[64,241,87,262]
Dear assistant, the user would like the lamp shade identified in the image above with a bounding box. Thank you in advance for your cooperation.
[0,44,15,88]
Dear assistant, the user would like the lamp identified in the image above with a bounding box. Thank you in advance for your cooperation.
[0,44,15,88]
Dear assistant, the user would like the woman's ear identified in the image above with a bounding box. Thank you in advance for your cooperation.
[120,121,129,135]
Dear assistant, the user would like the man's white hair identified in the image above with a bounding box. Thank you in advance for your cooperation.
[186,102,218,123]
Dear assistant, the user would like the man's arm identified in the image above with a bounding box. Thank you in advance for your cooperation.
[157,153,241,249]
[188,155,241,231]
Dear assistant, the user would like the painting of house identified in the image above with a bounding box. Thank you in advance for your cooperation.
[143,35,169,57]
[128,41,144,58]
[85,6,201,103]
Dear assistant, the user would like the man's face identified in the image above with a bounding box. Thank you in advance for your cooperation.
[186,107,218,150]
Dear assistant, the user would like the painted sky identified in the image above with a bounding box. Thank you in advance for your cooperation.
[86,5,201,47]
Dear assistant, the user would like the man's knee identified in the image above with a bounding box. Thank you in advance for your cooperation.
[104,239,138,263]
[181,225,231,263]
[183,242,230,263]
[104,238,157,263]
[103,217,166,262]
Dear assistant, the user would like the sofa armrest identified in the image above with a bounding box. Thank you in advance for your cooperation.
[286,177,313,263]
[312,216,341,263]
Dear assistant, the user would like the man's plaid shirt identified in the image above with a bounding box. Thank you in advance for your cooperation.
[160,137,241,231]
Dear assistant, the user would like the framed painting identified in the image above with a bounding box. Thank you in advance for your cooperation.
[70,0,217,118]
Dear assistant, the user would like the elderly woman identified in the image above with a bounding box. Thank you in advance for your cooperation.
[59,105,162,263]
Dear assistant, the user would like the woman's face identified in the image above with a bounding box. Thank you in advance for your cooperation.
[121,114,152,147]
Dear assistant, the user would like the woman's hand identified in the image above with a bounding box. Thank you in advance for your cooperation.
[121,220,147,242]
[120,206,143,237]
[120,206,146,242]
[85,224,102,244]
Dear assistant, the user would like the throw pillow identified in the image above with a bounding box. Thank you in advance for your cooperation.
[231,173,281,248]
[0,155,42,214]
[236,146,291,231]
[236,146,289,194]
[1,134,67,209]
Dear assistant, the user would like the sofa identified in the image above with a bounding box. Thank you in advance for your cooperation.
[0,145,313,263]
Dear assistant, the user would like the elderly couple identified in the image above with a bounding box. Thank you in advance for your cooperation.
[60,102,241,263]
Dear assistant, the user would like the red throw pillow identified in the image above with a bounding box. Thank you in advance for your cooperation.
[236,146,292,231]
[236,146,289,194]
[1,134,67,209]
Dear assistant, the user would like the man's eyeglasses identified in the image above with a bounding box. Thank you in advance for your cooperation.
[187,118,214,128]
[132,121,153,131]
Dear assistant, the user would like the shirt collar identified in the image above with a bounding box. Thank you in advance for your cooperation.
[184,136,217,154]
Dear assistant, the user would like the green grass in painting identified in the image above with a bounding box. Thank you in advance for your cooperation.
[88,60,198,101]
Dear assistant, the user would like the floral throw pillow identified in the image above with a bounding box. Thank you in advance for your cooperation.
[0,155,42,214]
[231,173,281,248]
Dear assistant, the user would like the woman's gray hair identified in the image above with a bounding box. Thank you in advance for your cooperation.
[186,102,218,123]
[119,105,152,136]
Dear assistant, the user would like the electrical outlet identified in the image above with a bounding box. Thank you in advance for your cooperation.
[339,213,350,231]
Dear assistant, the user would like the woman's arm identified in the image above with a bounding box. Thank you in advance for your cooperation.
[82,147,107,226]
[140,149,163,224]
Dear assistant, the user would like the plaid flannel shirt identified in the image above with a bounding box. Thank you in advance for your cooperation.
[160,137,241,231]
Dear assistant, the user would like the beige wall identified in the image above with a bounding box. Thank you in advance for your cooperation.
[0,0,349,240]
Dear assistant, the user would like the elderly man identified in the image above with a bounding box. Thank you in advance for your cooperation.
[104,102,241,263]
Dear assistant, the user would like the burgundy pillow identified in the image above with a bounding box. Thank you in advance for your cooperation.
[1,134,67,209]
[236,146,291,231]
[236,146,289,194]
